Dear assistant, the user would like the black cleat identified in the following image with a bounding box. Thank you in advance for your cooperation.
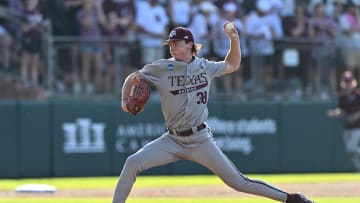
[286,193,315,203]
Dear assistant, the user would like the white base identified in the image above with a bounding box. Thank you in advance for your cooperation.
[15,184,56,193]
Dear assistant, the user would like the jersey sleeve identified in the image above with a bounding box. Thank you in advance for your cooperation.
[203,59,227,79]
[137,62,162,86]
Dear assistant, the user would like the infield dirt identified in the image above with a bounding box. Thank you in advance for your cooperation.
[0,181,359,198]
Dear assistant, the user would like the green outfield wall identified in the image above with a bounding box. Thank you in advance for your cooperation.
[0,100,354,178]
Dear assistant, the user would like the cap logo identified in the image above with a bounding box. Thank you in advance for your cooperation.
[165,27,194,43]
[169,30,177,38]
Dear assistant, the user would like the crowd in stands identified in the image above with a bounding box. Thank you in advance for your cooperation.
[1,0,360,100]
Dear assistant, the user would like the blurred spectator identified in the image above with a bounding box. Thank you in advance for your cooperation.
[353,0,360,5]
[188,1,218,57]
[189,0,204,16]
[102,0,136,93]
[245,0,282,94]
[102,10,118,94]
[0,2,13,70]
[267,4,284,36]
[330,0,345,96]
[268,0,284,16]
[64,0,83,37]
[167,0,191,29]
[287,4,312,44]
[309,2,338,98]
[20,0,44,87]
[330,0,346,22]
[102,0,135,37]
[213,0,239,10]
[135,0,169,65]
[307,0,320,15]
[308,0,338,16]
[281,0,296,17]
[39,0,69,36]
[134,0,146,9]
[307,0,350,17]
[284,3,313,97]
[0,25,12,70]
[338,1,360,80]
[165,0,191,60]
[213,1,245,19]
[7,0,24,49]
[64,0,83,95]
[241,0,257,15]
[213,2,243,53]
[267,0,284,89]
[330,0,346,53]
[213,2,248,99]
[241,0,287,16]
[76,0,106,95]
[39,0,73,94]
[3,0,360,100]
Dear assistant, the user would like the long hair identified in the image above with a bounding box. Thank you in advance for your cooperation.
[189,41,202,56]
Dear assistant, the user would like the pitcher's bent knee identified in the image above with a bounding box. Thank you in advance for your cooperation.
[123,153,144,175]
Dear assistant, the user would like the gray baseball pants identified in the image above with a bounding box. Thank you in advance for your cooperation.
[112,127,288,203]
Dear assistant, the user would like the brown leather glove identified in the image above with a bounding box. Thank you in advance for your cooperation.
[125,79,151,115]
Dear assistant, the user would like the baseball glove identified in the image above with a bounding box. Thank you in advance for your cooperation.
[126,79,151,115]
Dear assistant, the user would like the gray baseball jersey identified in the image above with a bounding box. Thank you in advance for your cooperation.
[112,57,288,203]
[138,57,225,130]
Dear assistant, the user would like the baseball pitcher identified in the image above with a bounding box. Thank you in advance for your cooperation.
[113,23,315,203]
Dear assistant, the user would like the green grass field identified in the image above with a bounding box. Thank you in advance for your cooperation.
[1,173,359,203]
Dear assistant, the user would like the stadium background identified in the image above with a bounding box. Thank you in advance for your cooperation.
[0,0,358,179]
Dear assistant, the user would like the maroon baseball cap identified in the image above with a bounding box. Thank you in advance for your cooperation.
[164,27,195,44]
